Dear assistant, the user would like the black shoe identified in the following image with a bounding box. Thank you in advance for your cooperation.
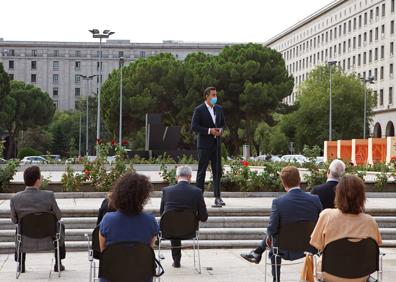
[54,264,65,272]
[172,261,181,268]
[17,263,25,273]
[213,198,224,207]
[240,251,262,264]
[218,198,226,206]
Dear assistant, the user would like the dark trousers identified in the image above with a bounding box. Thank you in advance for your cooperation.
[196,145,221,198]
[170,240,181,263]
[254,235,281,282]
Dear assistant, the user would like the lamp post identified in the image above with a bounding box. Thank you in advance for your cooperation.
[77,74,96,155]
[78,113,82,157]
[361,76,375,139]
[119,57,124,146]
[328,60,337,141]
[89,29,115,151]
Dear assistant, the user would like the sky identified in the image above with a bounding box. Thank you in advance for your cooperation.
[1,0,334,43]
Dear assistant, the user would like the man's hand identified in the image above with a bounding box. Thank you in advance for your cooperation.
[266,237,272,248]
[210,128,222,136]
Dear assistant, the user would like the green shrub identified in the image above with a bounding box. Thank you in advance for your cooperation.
[17,147,42,159]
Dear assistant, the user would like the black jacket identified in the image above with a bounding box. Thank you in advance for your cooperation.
[311,180,339,210]
[191,103,225,149]
[160,181,208,222]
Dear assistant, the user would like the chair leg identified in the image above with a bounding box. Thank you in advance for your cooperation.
[264,250,267,282]
[274,254,278,282]
[196,236,201,274]
[56,240,61,278]
[16,244,21,279]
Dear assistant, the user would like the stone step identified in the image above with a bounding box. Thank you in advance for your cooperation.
[1,227,396,242]
[2,216,396,230]
[1,239,396,254]
[2,207,396,218]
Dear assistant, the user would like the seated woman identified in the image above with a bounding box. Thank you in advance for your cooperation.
[96,192,116,225]
[99,172,159,282]
[310,175,382,282]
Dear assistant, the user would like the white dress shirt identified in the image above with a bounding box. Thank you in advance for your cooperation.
[205,101,216,134]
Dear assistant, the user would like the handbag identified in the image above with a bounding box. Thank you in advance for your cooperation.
[300,254,314,282]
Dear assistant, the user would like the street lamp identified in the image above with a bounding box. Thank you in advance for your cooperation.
[361,76,375,139]
[327,60,337,141]
[119,57,124,146]
[77,74,96,156]
[89,29,115,150]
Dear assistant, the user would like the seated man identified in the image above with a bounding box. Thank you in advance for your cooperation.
[240,166,322,282]
[10,166,66,273]
[311,159,345,209]
[160,165,208,268]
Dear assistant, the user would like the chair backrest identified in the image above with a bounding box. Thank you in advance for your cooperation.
[322,237,379,278]
[19,212,58,239]
[99,242,155,282]
[160,209,199,240]
[277,221,316,252]
[92,225,101,260]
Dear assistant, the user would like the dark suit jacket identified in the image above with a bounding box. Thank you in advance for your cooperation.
[191,103,225,149]
[311,180,338,210]
[10,187,62,224]
[160,181,208,222]
[96,197,116,225]
[267,188,323,260]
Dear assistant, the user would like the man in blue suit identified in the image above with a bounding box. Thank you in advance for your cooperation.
[241,166,322,281]
[191,86,226,207]
[160,166,208,268]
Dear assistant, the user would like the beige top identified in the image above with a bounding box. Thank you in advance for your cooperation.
[310,209,382,282]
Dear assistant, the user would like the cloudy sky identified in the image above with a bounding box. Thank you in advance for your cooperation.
[1,0,333,43]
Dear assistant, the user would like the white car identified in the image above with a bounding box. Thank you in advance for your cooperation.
[20,156,48,164]
[280,154,308,164]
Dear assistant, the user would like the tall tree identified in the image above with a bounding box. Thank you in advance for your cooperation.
[0,63,10,101]
[286,65,375,149]
[0,81,55,158]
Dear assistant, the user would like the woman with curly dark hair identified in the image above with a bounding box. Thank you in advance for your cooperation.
[98,173,159,280]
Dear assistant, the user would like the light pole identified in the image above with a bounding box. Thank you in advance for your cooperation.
[119,57,124,145]
[361,76,375,139]
[328,60,337,141]
[78,112,82,157]
[89,29,115,151]
[77,74,96,155]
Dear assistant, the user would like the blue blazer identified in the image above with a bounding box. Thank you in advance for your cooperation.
[267,188,323,260]
[191,103,225,149]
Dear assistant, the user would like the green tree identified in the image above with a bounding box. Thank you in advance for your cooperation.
[0,81,55,158]
[215,44,294,154]
[288,65,374,149]
[0,63,10,101]
[269,126,289,154]
[254,121,272,154]
[18,127,53,153]
[48,112,80,157]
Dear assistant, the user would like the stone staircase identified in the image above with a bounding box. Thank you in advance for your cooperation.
[0,206,395,254]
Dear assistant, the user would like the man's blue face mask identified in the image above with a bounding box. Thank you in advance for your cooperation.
[210,97,217,105]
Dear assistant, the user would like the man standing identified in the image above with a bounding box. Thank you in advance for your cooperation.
[160,166,208,268]
[191,86,226,207]
[240,166,322,281]
[311,159,346,209]
[10,166,66,273]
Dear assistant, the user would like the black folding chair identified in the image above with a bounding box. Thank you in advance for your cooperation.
[318,237,384,281]
[99,242,160,282]
[84,225,101,282]
[264,221,316,282]
[158,209,201,273]
[16,212,62,279]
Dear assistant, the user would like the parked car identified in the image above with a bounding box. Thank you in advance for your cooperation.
[279,154,308,164]
[20,156,48,164]
[0,158,6,164]
[315,156,325,165]
[41,154,61,163]
[255,154,281,162]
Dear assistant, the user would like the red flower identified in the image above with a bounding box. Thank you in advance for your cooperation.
[121,140,129,146]
[242,161,249,167]
[391,156,396,161]
[111,139,116,145]
[83,169,90,176]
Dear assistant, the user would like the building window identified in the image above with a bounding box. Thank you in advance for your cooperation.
[391,21,395,34]
[31,74,36,83]
[389,87,393,105]
[381,45,385,59]
[364,12,367,25]
[358,54,361,66]
[31,61,36,70]
[8,49,15,56]
[391,42,394,56]
[376,6,379,18]
[75,50,81,57]
[118,51,124,58]
[374,90,378,107]
[53,87,58,97]
[380,66,384,79]
[53,74,59,84]
[75,75,81,83]
[75,61,81,70]
[380,89,384,106]
[363,52,367,64]
[9,74,14,80]
[392,0,395,13]
[382,4,386,17]
[140,51,146,58]
[375,27,379,40]
[369,30,373,42]
[75,88,80,96]
[374,68,378,80]
[8,60,14,69]
[391,63,394,77]
[31,50,37,57]
[369,50,372,62]
[54,50,59,57]
[53,61,59,71]
[375,48,378,60]
[359,15,362,27]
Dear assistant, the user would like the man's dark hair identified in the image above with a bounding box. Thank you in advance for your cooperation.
[24,166,41,186]
[110,173,153,215]
[203,86,216,99]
